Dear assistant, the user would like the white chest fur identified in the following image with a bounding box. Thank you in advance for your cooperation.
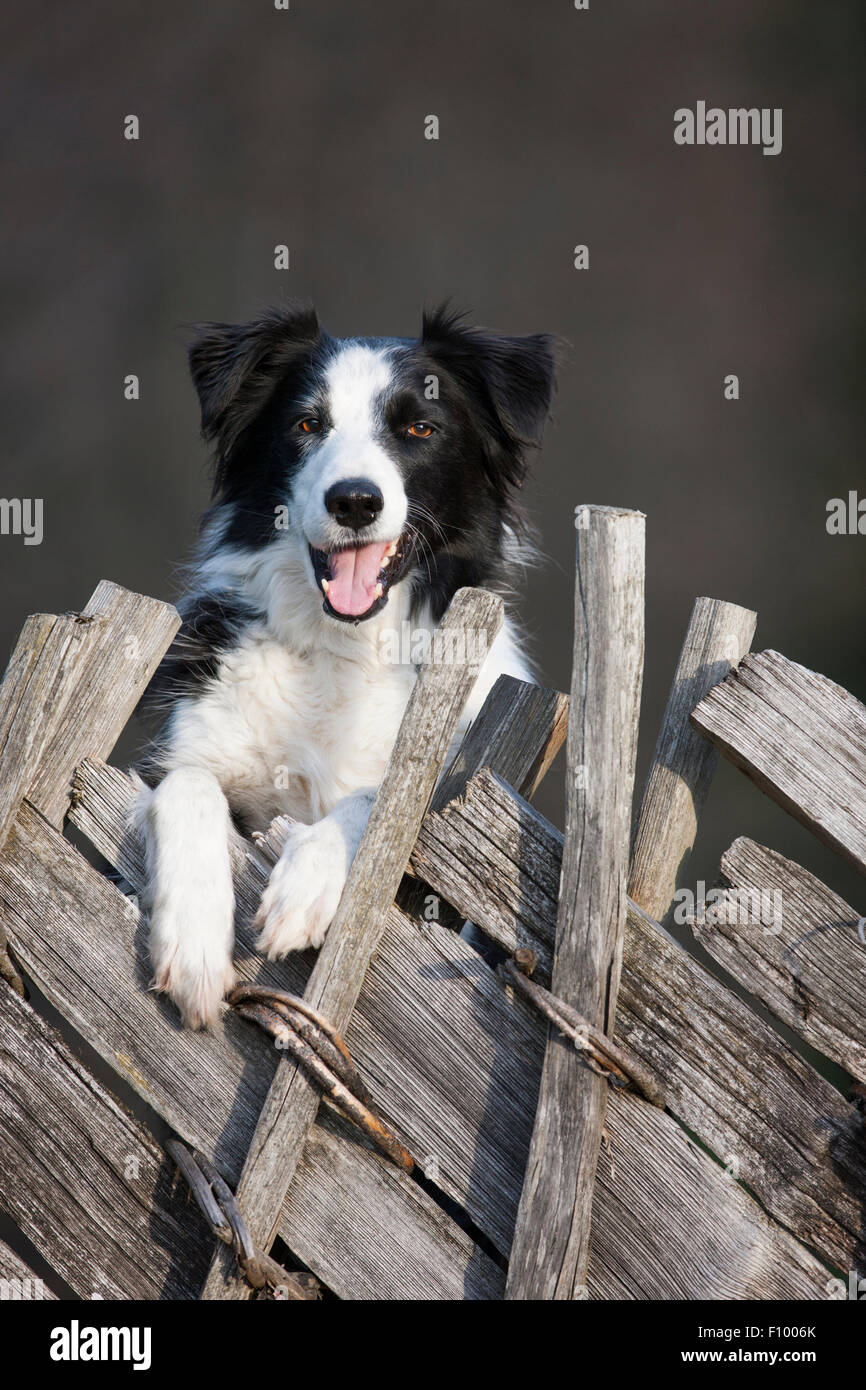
[163,624,417,827]
[157,537,532,831]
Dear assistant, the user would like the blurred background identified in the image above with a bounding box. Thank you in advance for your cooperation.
[1,0,864,920]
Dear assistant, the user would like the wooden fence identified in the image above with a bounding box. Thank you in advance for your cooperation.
[0,506,864,1300]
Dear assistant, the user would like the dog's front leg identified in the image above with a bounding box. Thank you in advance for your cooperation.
[135,767,237,1028]
[255,789,376,958]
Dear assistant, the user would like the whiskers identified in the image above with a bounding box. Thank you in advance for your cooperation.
[404,501,449,583]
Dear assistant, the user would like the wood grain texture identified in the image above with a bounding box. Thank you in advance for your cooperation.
[0,979,211,1300]
[411,766,558,979]
[4,794,504,1301]
[507,506,645,1299]
[691,650,866,877]
[617,901,866,1277]
[281,1109,506,1301]
[629,597,756,921]
[0,612,78,848]
[0,1240,57,1298]
[591,1090,828,1301]
[15,760,827,1298]
[0,583,178,837]
[434,674,568,808]
[412,768,866,1274]
[201,586,504,1298]
[694,836,866,1084]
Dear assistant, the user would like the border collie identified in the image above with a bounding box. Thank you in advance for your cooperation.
[134,303,556,1028]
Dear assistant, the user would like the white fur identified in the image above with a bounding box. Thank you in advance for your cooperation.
[255,790,375,957]
[295,345,408,555]
[133,768,236,1029]
[137,341,534,1026]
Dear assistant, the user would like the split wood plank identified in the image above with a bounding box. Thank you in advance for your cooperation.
[691,650,866,878]
[201,586,504,1296]
[629,596,756,921]
[410,766,866,1274]
[0,979,211,1300]
[11,764,827,1298]
[693,836,866,1084]
[507,506,645,1299]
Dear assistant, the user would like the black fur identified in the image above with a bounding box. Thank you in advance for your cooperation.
[142,303,557,721]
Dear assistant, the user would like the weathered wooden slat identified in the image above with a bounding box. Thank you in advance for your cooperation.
[616,901,866,1278]
[434,674,568,809]
[202,586,504,1298]
[691,650,866,877]
[693,837,866,1084]
[0,1239,57,1298]
[17,761,828,1297]
[0,583,179,838]
[29,582,180,826]
[411,766,866,1274]
[0,979,211,1300]
[0,612,79,848]
[3,795,504,1301]
[508,506,645,1299]
[281,1109,506,1301]
[412,766,558,977]
[589,1090,827,1300]
[629,597,757,921]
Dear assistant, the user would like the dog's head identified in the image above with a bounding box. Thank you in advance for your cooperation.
[188,303,557,622]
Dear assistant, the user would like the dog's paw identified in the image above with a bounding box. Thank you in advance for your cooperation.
[255,820,348,958]
[149,908,237,1030]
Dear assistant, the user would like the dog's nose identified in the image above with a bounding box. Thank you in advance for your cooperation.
[324,479,384,531]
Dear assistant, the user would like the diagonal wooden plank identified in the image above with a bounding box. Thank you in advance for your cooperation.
[629,596,756,921]
[589,1089,827,1300]
[14,760,830,1298]
[0,979,211,1300]
[691,650,866,877]
[693,837,866,1084]
[507,505,645,1299]
[196,587,504,1297]
[412,766,559,977]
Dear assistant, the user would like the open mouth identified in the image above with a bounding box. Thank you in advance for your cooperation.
[309,533,413,622]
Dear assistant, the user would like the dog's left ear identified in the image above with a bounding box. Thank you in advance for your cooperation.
[421,306,558,490]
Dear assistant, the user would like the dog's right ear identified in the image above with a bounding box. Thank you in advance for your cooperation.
[188,303,321,453]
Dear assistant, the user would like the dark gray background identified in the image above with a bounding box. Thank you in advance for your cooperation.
[2,0,864,917]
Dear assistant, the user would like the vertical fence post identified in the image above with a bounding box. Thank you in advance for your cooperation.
[506,505,645,1300]
[629,597,756,923]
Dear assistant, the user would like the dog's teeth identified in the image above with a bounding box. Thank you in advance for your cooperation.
[381,554,391,568]
[374,582,384,599]
[321,578,329,594]
[385,542,398,557]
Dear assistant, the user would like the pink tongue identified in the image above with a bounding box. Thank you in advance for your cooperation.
[327,542,390,616]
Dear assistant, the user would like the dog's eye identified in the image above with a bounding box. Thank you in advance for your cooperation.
[407,422,434,438]
[298,417,323,434]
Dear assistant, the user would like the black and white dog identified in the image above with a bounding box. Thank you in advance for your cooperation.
[135,303,556,1027]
